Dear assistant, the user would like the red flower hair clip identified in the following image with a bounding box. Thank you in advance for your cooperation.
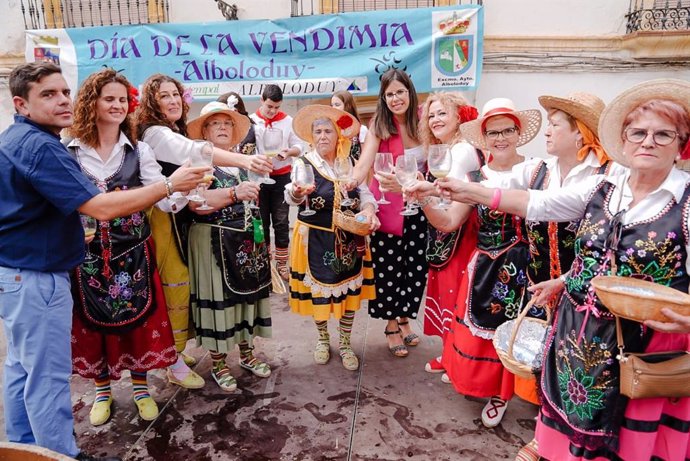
[336,115,353,131]
[127,86,139,114]
[458,105,479,123]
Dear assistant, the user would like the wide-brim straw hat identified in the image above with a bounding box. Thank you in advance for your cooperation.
[187,101,250,146]
[538,92,605,137]
[292,104,361,145]
[460,98,542,150]
[599,78,690,168]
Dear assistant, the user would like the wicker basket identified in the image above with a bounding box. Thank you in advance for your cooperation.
[0,442,74,460]
[333,209,371,236]
[591,275,690,323]
[493,300,552,380]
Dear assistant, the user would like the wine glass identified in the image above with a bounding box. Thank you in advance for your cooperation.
[427,144,452,210]
[333,156,354,207]
[293,163,316,217]
[395,155,419,216]
[374,152,393,205]
[260,128,283,185]
[190,141,214,210]
[245,170,261,210]
[81,214,97,259]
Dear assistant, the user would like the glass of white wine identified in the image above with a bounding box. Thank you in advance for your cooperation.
[333,156,355,207]
[394,155,419,216]
[427,144,452,210]
[374,152,393,205]
[261,128,283,185]
[190,141,215,210]
[293,162,316,217]
[81,214,97,259]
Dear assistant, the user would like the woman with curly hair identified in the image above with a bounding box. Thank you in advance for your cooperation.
[135,74,272,389]
[414,92,482,377]
[66,68,203,425]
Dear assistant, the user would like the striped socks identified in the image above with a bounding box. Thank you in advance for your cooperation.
[210,351,227,372]
[130,371,150,402]
[94,371,112,403]
[338,310,356,352]
[316,320,330,346]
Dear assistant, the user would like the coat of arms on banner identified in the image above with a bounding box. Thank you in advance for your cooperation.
[32,35,60,65]
[434,12,472,76]
[431,9,480,89]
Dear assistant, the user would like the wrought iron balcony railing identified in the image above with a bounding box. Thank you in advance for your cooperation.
[291,0,482,17]
[626,0,690,33]
[21,0,170,30]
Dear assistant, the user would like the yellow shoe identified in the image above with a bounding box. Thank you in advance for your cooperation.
[181,352,197,367]
[134,396,159,421]
[166,368,206,389]
[89,397,112,426]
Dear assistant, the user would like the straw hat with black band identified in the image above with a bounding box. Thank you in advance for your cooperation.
[459,98,542,151]
[187,101,251,146]
[292,105,361,158]
[598,78,690,169]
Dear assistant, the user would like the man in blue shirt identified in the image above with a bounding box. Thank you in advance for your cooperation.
[0,62,207,461]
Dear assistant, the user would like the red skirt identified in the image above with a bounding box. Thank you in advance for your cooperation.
[441,250,515,400]
[424,215,478,338]
[71,242,177,380]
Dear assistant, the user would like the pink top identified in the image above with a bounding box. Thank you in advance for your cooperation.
[369,126,405,236]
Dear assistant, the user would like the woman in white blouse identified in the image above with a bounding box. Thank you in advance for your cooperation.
[285,105,379,371]
[437,79,690,461]
[135,74,272,390]
[66,69,205,426]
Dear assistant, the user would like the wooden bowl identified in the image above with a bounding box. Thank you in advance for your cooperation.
[591,275,690,322]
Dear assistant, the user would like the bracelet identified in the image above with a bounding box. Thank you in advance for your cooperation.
[419,197,435,208]
[489,188,502,211]
[289,188,304,204]
[163,177,174,198]
[229,186,238,204]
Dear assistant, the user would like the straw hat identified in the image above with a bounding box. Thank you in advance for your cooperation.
[538,92,605,136]
[187,101,250,145]
[459,98,542,150]
[599,79,690,168]
[292,104,361,145]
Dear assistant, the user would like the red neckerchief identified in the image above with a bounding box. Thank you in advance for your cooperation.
[254,109,287,128]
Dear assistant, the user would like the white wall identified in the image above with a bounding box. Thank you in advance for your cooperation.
[0,0,27,55]
[483,0,629,36]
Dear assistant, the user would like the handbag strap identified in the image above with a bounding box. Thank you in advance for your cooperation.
[615,315,627,359]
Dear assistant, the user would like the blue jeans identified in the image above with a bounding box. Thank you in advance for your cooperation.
[0,266,79,457]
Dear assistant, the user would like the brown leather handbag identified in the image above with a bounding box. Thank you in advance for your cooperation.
[616,316,690,399]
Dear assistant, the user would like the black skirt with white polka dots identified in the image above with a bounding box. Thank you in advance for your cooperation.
[368,212,428,320]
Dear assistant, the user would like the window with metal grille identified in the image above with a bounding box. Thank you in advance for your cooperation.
[21,0,169,30]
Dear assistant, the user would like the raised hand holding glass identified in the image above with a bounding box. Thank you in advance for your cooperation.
[293,162,316,217]
[427,144,452,209]
[334,156,355,207]
[374,152,393,205]
[395,155,419,216]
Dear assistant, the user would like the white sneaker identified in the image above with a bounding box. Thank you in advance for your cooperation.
[481,396,508,428]
[441,373,452,384]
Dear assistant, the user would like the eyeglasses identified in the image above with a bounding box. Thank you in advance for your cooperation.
[623,128,678,146]
[485,126,519,139]
[206,120,234,129]
[384,89,409,101]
